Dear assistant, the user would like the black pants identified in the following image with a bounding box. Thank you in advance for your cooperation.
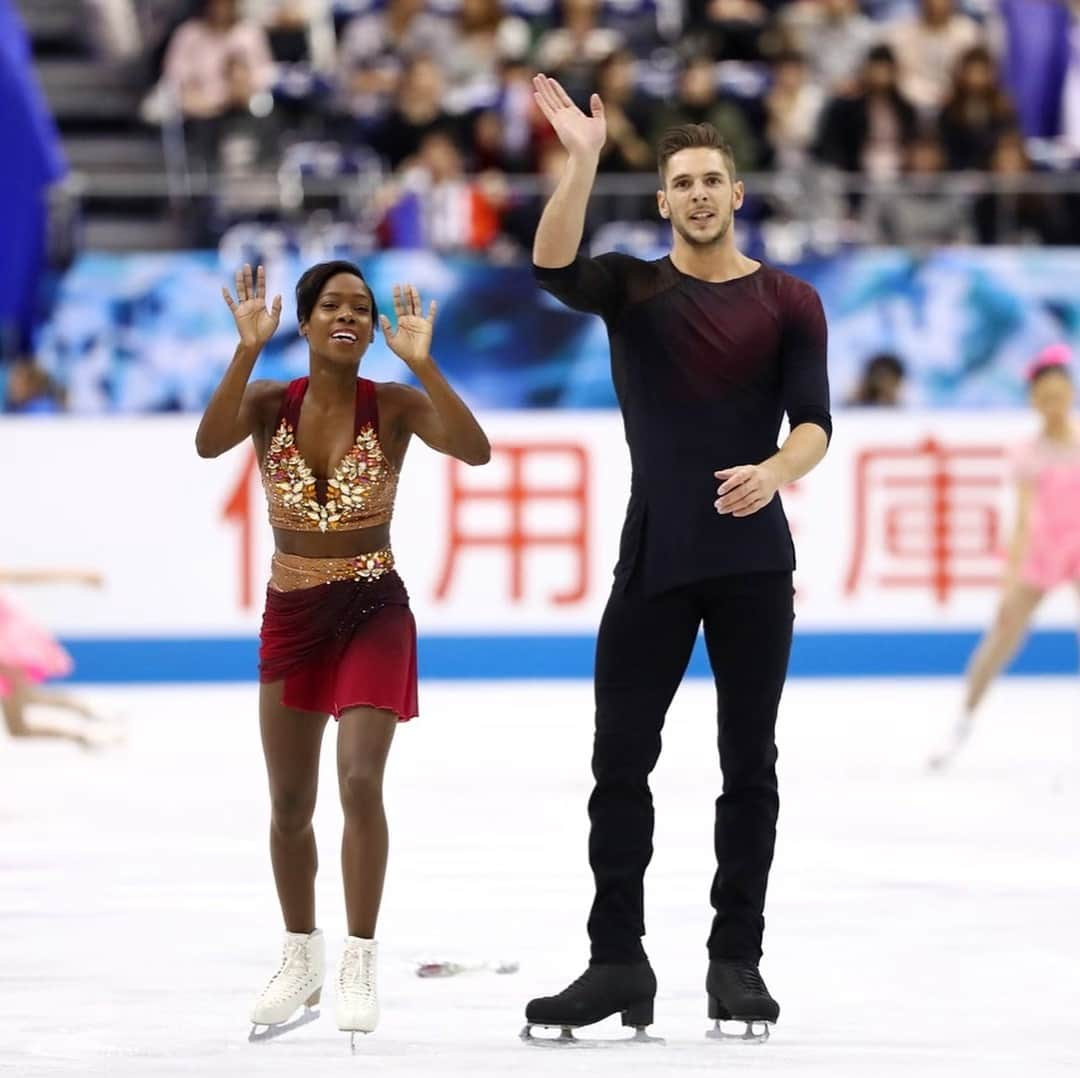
[587,571,794,965]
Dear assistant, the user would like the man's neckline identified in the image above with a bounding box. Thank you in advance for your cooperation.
[665,255,764,286]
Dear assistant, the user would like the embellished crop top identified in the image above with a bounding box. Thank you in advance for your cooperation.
[262,377,398,533]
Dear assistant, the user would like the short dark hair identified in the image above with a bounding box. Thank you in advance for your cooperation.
[295,260,378,327]
[657,123,737,184]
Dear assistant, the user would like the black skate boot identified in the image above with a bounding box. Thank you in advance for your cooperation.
[705,959,779,1043]
[521,962,660,1046]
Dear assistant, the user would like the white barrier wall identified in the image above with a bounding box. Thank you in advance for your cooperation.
[5,410,1076,643]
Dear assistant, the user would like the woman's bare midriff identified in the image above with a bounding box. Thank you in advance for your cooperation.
[272,523,392,558]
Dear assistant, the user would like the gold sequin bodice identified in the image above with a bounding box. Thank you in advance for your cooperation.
[262,377,399,533]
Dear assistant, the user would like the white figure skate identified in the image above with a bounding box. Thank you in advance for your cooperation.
[249,929,324,1042]
[337,936,379,1051]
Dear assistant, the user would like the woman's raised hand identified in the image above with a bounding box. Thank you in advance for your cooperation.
[380,283,436,370]
[222,264,282,349]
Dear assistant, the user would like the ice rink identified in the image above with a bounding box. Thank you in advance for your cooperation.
[2,676,1077,1077]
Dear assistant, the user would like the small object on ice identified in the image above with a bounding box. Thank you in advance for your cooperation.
[416,959,519,978]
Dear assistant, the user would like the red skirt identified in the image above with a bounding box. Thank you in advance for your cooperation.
[258,553,418,721]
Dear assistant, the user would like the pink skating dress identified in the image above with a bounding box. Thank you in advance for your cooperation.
[0,592,73,697]
[1014,426,1080,591]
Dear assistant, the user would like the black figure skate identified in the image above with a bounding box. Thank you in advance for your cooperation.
[705,959,779,1043]
[521,962,662,1047]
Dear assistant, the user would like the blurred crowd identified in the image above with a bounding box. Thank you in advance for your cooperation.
[66,1,1080,250]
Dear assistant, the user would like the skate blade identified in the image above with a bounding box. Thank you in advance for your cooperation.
[521,1024,664,1048]
[348,1030,374,1054]
[248,1006,320,1043]
[706,1018,771,1044]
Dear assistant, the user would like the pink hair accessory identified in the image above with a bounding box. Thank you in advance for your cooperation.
[1026,343,1071,381]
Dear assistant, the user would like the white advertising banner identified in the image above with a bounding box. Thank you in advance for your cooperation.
[3,410,1075,639]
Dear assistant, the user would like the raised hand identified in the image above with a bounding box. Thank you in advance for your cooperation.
[222,264,282,349]
[532,73,606,159]
[380,284,436,370]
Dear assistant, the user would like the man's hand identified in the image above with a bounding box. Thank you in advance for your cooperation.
[714,463,783,518]
[532,73,607,160]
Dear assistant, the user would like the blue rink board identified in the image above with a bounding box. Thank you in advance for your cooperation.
[56,631,1078,683]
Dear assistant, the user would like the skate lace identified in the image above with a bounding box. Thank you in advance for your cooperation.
[339,946,375,1000]
[264,939,309,1002]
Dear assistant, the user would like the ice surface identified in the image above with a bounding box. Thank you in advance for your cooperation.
[1,677,1077,1076]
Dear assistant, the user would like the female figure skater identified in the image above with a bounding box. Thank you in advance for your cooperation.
[196,263,489,1041]
[0,568,117,748]
[930,346,1080,770]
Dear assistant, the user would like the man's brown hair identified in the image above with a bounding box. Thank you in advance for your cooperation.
[657,123,737,184]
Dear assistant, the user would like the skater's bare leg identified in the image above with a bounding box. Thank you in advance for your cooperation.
[963,581,1044,715]
[0,668,94,745]
[931,581,1044,769]
[337,707,396,939]
[20,683,99,720]
[260,681,329,934]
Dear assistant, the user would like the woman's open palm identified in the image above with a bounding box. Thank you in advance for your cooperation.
[222,264,282,349]
[380,284,436,370]
[532,74,607,158]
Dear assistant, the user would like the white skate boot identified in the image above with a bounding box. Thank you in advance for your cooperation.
[337,936,379,1049]
[249,929,324,1042]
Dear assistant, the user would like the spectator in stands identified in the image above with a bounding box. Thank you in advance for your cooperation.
[535,0,624,103]
[439,0,531,111]
[214,52,281,175]
[3,358,65,414]
[762,50,825,171]
[244,0,335,72]
[938,46,1017,171]
[886,0,981,113]
[370,56,459,171]
[651,56,760,171]
[592,50,654,173]
[815,45,918,178]
[379,130,504,251]
[779,0,878,95]
[685,0,773,63]
[163,0,274,121]
[83,0,140,60]
[973,129,1068,245]
[337,0,450,124]
[846,352,907,406]
[872,132,969,245]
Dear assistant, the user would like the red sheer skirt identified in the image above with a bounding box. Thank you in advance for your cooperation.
[258,551,418,721]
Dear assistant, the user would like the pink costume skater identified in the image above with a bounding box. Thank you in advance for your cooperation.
[0,593,73,697]
[1014,429,1080,591]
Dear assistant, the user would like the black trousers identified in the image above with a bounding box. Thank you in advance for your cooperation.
[587,571,794,965]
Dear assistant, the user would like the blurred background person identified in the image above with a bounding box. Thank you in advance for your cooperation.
[162,0,274,122]
[3,356,66,414]
[779,0,879,96]
[846,351,907,407]
[651,55,760,172]
[815,45,918,180]
[930,347,1080,770]
[938,46,1017,172]
[886,0,982,115]
[0,567,119,748]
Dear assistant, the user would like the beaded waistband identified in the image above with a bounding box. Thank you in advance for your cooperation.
[269,548,396,592]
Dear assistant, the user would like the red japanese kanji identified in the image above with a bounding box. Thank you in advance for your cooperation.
[845,438,1007,603]
[434,443,590,604]
[222,449,259,609]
